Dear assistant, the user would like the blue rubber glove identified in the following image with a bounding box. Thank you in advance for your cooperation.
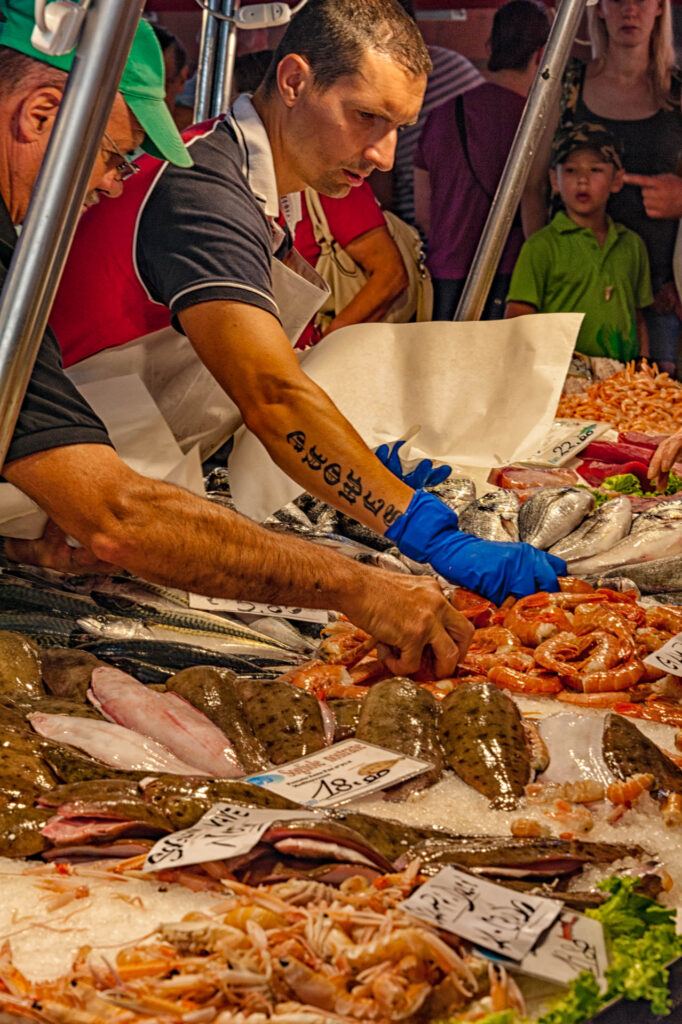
[375,440,451,489]
[386,490,566,605]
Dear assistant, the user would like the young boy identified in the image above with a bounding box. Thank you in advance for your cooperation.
[506,122,652,361]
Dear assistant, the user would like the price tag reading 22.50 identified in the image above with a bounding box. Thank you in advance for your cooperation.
[245,739,432,807]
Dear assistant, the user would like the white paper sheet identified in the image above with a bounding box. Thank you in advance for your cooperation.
[0,375,205,539]
[228,313,583,522]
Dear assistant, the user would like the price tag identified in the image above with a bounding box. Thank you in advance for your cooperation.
[521,419,611,467]
[479,911,608,988]
[188,593,330,625]
[142,804,319,872]
[644,630,682,677]
[400,866,561,961]
[244,739,432,807]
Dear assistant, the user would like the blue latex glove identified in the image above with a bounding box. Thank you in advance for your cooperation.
[375,440,452,489]
[386,490,566,605]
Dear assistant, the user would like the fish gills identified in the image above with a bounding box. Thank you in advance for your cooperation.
[239,678,326,765]
[438,682,531,809]
[167,666,268,773]
[355,678,443,799]
[603,713,682,796]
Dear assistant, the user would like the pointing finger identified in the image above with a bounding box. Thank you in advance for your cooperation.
[623,173,657,187]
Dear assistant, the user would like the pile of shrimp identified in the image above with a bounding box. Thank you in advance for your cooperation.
[0,865,523,1024]
[283,579,682,726]
[556,360,682,434]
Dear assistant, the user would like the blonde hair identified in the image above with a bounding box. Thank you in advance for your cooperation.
[587,0,676,109]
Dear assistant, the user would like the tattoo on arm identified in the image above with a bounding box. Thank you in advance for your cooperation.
[286,430,403,527]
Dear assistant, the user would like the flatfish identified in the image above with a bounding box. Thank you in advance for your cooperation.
[41,647,103,700]
[438,681,531,809]
[142,776,301,830]
[239,678,326,765]
[167,666,268,773]
[519,487,594,549]
[602,713,682,796]
[0,631,44,699]
[458,491,520,543]
[329,698,363,740]
[355,677,443,799]
[0,806,51,857]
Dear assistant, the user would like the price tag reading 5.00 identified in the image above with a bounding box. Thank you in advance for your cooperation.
[245,739,431,807]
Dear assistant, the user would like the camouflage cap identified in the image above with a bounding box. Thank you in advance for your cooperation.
[550,121,624,170]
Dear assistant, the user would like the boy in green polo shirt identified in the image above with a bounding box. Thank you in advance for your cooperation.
[505,122,652,361]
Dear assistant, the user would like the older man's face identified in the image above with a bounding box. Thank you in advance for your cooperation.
[284,49,425,198]
[83,93,144,208]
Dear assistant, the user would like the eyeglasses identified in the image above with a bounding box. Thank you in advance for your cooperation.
[103,132,140,181]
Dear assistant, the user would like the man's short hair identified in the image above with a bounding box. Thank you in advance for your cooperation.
[488,0,550,73]
[262,0,431,94]
[152,23,187,79]
[0,44,66,97]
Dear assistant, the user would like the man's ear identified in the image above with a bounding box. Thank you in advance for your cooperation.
[276,53,313,108]
[610,166,625,194]
[15,86,61,142]
[549,167,560,194]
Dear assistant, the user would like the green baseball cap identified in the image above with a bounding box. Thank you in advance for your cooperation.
[0,0,192,167]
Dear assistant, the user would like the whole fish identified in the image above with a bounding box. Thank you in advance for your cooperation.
[89,665,243,777]
[0,614,84,647]
[41,647,104,700]
[167,666,268,773]
[0,579,100,618]
[438,681,531,809]
[631,499,682,534]
[570,522,682,576]
[38,779,142,808]
[29,712,208,774]
[0,806,51,857]
[78,639,282,677]
[0,630,44,698]
[334,512,394,552]
[39,741,149,783]
[26,696,103,720]
[602,713,682,796]
[519,487,595,549]
[142,776,301,829]
[239,678,326,765]
[355,678,444,799]
[549,496,632,562]
[458,491,520,543]
[427,476,477,515]
[592,558,682,594]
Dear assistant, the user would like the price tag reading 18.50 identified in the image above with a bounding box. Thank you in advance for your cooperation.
[644,630,682,677]
[245,739,432,807]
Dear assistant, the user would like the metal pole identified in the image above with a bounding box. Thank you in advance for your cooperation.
[212,0,239,117]
[194,0,220,121]
[454,0,588,322]
[0,0,145,468]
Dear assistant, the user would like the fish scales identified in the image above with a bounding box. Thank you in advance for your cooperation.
[355,677,444,799]
[631,500,682,533]
[603,713,682,796]
[0,631,43,698]
[239,678,326,764]
[519,487,595,549]
[142,777,300,830]
[167,666,268,773]
[570,522,682,575]
[593,556,682,594]
[458,491,520,543]
[549,496,632,561]
[438,682,531,809]
[40,742,149,783]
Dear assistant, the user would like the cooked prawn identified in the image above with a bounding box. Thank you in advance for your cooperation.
[579,656,646,693]
[510,818,551,838]
[503,593,573,647]
[645,605,682,635]
[661,793,682,827]
[556,689,633,707]
[613,700,682,727]
[317,630,375,667]
[487,664,562,694]
[544,799,594,834]
[573,603,633,641]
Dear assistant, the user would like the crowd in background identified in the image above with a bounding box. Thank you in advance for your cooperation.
[151,0,682,380]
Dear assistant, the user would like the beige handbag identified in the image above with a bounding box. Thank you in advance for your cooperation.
[304,187,433,334]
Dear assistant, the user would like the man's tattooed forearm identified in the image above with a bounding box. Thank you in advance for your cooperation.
[286,430,403,527]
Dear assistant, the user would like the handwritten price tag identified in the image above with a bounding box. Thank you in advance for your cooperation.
[522,419,610,467]
[188,593,330,624]
[143,804,319,872]
[245,739,432,807]
[644,630,682,677]
[400,866,561,961]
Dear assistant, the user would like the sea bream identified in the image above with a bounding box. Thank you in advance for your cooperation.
[630,499,682,533]
[549,495,632,562]
[458,491,520,542]
[89,665,243,777]
[438,681,531,809]
[519,487,595,549]
[569,521,682,575]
